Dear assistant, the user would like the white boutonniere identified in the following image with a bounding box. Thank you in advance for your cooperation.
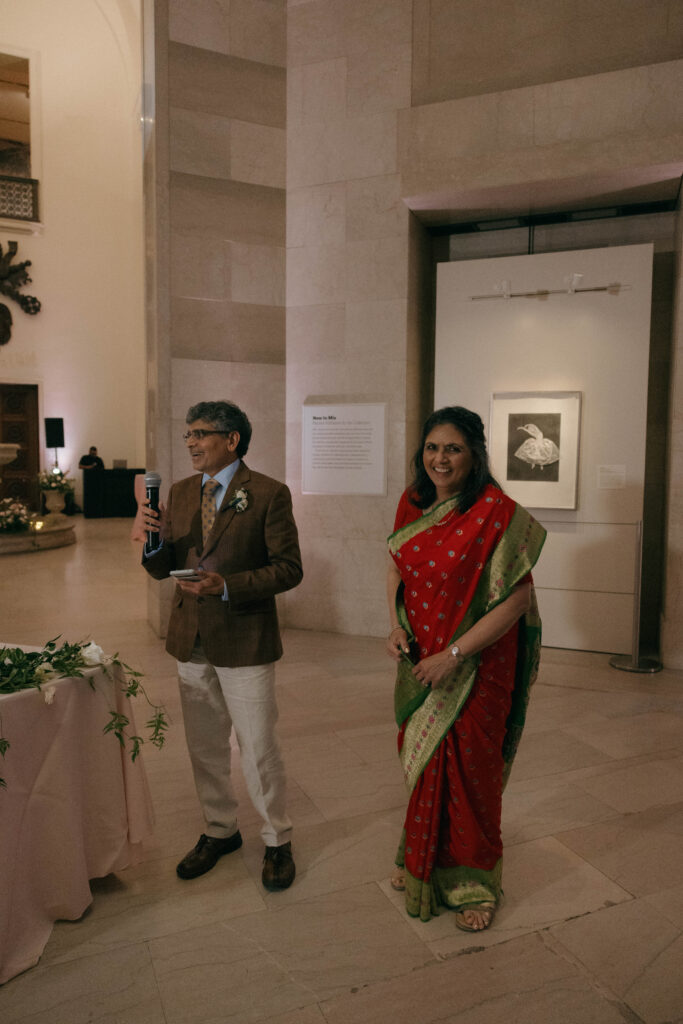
[228,488,248,512]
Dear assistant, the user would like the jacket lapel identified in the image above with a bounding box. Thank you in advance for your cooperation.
[201,461,251,557]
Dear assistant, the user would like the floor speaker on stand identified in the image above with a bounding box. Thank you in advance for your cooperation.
[44,418,64,469]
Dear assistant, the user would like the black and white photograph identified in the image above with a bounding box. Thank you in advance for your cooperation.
[506,412,561,483]
[490,391,582,509]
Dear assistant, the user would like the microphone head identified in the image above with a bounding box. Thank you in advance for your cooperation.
[144,471,161,489]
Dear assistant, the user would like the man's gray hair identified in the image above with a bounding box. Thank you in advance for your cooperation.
[186,401,252,457]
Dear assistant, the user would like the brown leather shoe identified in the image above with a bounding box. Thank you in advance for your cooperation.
[262,841,295,891]
[176,832,243,879]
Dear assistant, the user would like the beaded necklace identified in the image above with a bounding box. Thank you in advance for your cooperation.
[423,500,460,527]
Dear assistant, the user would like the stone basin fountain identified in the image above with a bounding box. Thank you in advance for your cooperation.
[0,443,76,554]
[0,442,21,467]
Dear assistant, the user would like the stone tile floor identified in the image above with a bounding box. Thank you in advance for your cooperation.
[1,517,682,1023]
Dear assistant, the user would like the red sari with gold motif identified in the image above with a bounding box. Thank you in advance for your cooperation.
[389,484,545,920]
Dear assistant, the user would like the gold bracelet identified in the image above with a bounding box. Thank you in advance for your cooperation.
[389,626,404,635]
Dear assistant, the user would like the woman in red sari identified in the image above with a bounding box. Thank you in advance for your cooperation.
[386,406,545,931]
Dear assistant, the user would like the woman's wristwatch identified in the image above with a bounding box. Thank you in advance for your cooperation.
[450,645,464,664]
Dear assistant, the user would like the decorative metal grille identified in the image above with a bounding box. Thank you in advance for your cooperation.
[0,175,39,222]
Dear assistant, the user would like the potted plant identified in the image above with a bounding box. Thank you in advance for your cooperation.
[37,469,75,514]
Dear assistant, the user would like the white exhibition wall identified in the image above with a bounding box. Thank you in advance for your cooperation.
[435,244,654,653]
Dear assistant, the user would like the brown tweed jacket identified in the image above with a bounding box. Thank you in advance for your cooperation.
[142,462,303,667]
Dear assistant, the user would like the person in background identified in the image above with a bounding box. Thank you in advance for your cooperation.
[78,446,104,470]
[386,406,546,931]
[141,400,303,891]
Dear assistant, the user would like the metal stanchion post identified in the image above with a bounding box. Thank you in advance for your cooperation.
[609,520,662,673]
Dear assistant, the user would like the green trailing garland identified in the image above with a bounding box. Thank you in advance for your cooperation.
[0,637,168,788]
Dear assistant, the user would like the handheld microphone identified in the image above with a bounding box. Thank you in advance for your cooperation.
[144,471,161,548]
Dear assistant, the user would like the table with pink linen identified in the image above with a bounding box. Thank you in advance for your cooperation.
[0,656,155,984]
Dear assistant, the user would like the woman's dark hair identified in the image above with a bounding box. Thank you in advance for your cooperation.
[186,400,252,458]
[409,405,501,513]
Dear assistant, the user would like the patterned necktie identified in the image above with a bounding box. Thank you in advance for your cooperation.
[201,479,220,545]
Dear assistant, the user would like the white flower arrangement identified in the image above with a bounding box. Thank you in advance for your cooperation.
[37,469,75,493]
[0,498,30,533]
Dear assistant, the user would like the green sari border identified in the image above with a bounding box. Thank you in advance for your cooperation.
[395,833,503,923]
[403,862,503,922]
[387,495,461,555]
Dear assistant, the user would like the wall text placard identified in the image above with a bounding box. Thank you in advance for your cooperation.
[302,403,386,495]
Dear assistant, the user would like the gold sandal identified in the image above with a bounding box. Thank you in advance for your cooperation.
[454,901,496,932]
[390,867,405,891]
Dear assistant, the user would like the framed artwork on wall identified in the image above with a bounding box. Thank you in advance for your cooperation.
[489,391,582,509]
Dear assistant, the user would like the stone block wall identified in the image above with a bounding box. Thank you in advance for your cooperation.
[167,0,286,483]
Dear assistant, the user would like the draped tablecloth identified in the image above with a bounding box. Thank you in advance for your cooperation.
[0,658,155,984]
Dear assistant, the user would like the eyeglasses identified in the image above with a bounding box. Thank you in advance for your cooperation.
[182,429,230,442]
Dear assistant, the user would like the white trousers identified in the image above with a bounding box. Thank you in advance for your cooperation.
[176,645,292,847]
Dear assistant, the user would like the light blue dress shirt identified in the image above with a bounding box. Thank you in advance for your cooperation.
[202,458,241,517]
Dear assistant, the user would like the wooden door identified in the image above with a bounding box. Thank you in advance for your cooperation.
[0,383,39,508]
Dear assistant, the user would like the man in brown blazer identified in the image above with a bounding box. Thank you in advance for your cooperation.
[142,400,303,890]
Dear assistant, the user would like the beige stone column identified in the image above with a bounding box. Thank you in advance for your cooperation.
[144,0,287,635]
[143,0,172,636]
[285,1,417,636]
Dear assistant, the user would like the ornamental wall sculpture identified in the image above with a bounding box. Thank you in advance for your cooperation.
[0,240,41,345]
